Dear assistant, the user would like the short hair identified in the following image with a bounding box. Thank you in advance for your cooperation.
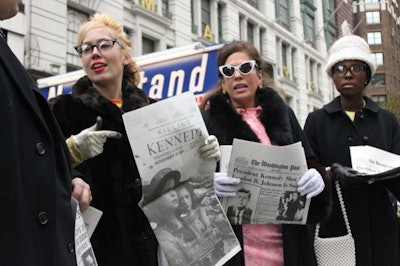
[237,188,251,200]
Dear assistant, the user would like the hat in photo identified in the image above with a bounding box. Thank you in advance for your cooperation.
[325,35,376,78]
[141,167,181,205]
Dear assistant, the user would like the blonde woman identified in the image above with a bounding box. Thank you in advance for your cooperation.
[50,13,219,265]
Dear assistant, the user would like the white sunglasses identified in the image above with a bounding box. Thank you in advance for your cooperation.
[218,60,258,78]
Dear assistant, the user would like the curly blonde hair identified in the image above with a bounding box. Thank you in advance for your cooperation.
[76,13,140,85]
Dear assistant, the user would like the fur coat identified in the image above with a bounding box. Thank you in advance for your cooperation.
[202,87,332,266]
[50,76,158,266]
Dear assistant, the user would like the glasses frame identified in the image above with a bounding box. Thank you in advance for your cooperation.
[219,60,259,78]
[332,64,367,78]
[74,38,122,56]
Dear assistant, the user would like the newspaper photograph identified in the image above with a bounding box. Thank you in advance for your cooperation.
[220,139,311,225]
[73,199,98,266]
[122,92,241,266]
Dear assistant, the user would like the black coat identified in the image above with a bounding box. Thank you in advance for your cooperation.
[50,76,159,265]
[0,35,76,265]
[304,96,400,266]
[203,88,331,266]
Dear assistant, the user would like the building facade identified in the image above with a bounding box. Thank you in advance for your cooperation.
[353,0,400,105]
[0,0,340,125]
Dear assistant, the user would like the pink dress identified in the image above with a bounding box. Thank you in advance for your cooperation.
[237,107,284,266]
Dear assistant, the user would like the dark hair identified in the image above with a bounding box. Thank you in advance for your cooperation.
[177,183,200,209]
[217,40,266,78]
[238,188,251,200]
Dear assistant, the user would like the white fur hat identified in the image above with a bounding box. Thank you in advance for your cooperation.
[325,35,376,78]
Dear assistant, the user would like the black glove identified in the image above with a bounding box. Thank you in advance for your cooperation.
[363,166,400,184]
[331,163,366,186]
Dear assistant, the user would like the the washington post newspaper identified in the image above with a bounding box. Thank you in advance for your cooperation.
[350,145,400,174]
[220,139,311,225]
[122,92,240,266]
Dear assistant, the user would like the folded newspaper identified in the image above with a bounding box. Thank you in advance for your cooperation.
[122,92,240,266]
[220,139,311,225]
[350,145,400,174]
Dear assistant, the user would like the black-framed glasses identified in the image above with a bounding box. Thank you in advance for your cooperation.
[332,64,367,77]
[74,38,122,55]
[219,60,258,78]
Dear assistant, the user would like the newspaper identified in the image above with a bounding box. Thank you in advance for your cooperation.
[122,92,241,266]
[81,206,103,238]
[73,199,98,266]
[220,139,311,225]
[350,145,400,174]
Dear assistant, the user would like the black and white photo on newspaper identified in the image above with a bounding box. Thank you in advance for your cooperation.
[122,92,241,266]
[219,139,311,225]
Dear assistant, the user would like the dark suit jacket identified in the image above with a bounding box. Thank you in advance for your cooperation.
[227,206,253,224]
[0,37,76,265]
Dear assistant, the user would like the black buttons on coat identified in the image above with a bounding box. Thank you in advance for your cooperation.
[35,143,45,155]
[67,242,75,253]
[140,232,149,240]
[37,212,48,225]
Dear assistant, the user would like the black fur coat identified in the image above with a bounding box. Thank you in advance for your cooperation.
[50,76,158,266]
[203,87,332,266]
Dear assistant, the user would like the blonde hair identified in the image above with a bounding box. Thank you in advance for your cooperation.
[77,13,140,85]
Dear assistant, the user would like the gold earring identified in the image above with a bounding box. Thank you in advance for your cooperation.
[258,81,263,89]
[222,86,227,94]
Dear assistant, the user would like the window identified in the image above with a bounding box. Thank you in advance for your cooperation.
[371,95,386,105]
[371,73,385,86]
[367,32,382,45]
[323,0,336,49]
[201,0,211,35]
[142,37,155,55]
[281,43,289,78]
[218,4,223,42]
[325,30,335,50]
[301,1,316,46]
[244,0,258,9]
[366,11,380,24]
[304,12,315,45]
[66,8,89,71]
[162,0,171,19]
[373,52,383,66]
[191,0,198,34]
[247,22,254,44]
[18,3,25,13]
[276,0,290,29]
[309,60,315,90]
[325,0,335,11]
[259,28,265,55]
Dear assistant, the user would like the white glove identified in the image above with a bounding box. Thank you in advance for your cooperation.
[214,172,241,197]
[72,116,122,160]
[297,168,325,199]
[198,135,221,161]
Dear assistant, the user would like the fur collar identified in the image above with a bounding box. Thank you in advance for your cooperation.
[72,76,151,113]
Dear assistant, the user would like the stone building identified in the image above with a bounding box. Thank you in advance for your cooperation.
[1,0,343,125]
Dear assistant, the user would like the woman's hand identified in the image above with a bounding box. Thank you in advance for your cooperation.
[214,172,241,197]
[198,135,221,161]
[297,168,325,199]
[71,177,92,212]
